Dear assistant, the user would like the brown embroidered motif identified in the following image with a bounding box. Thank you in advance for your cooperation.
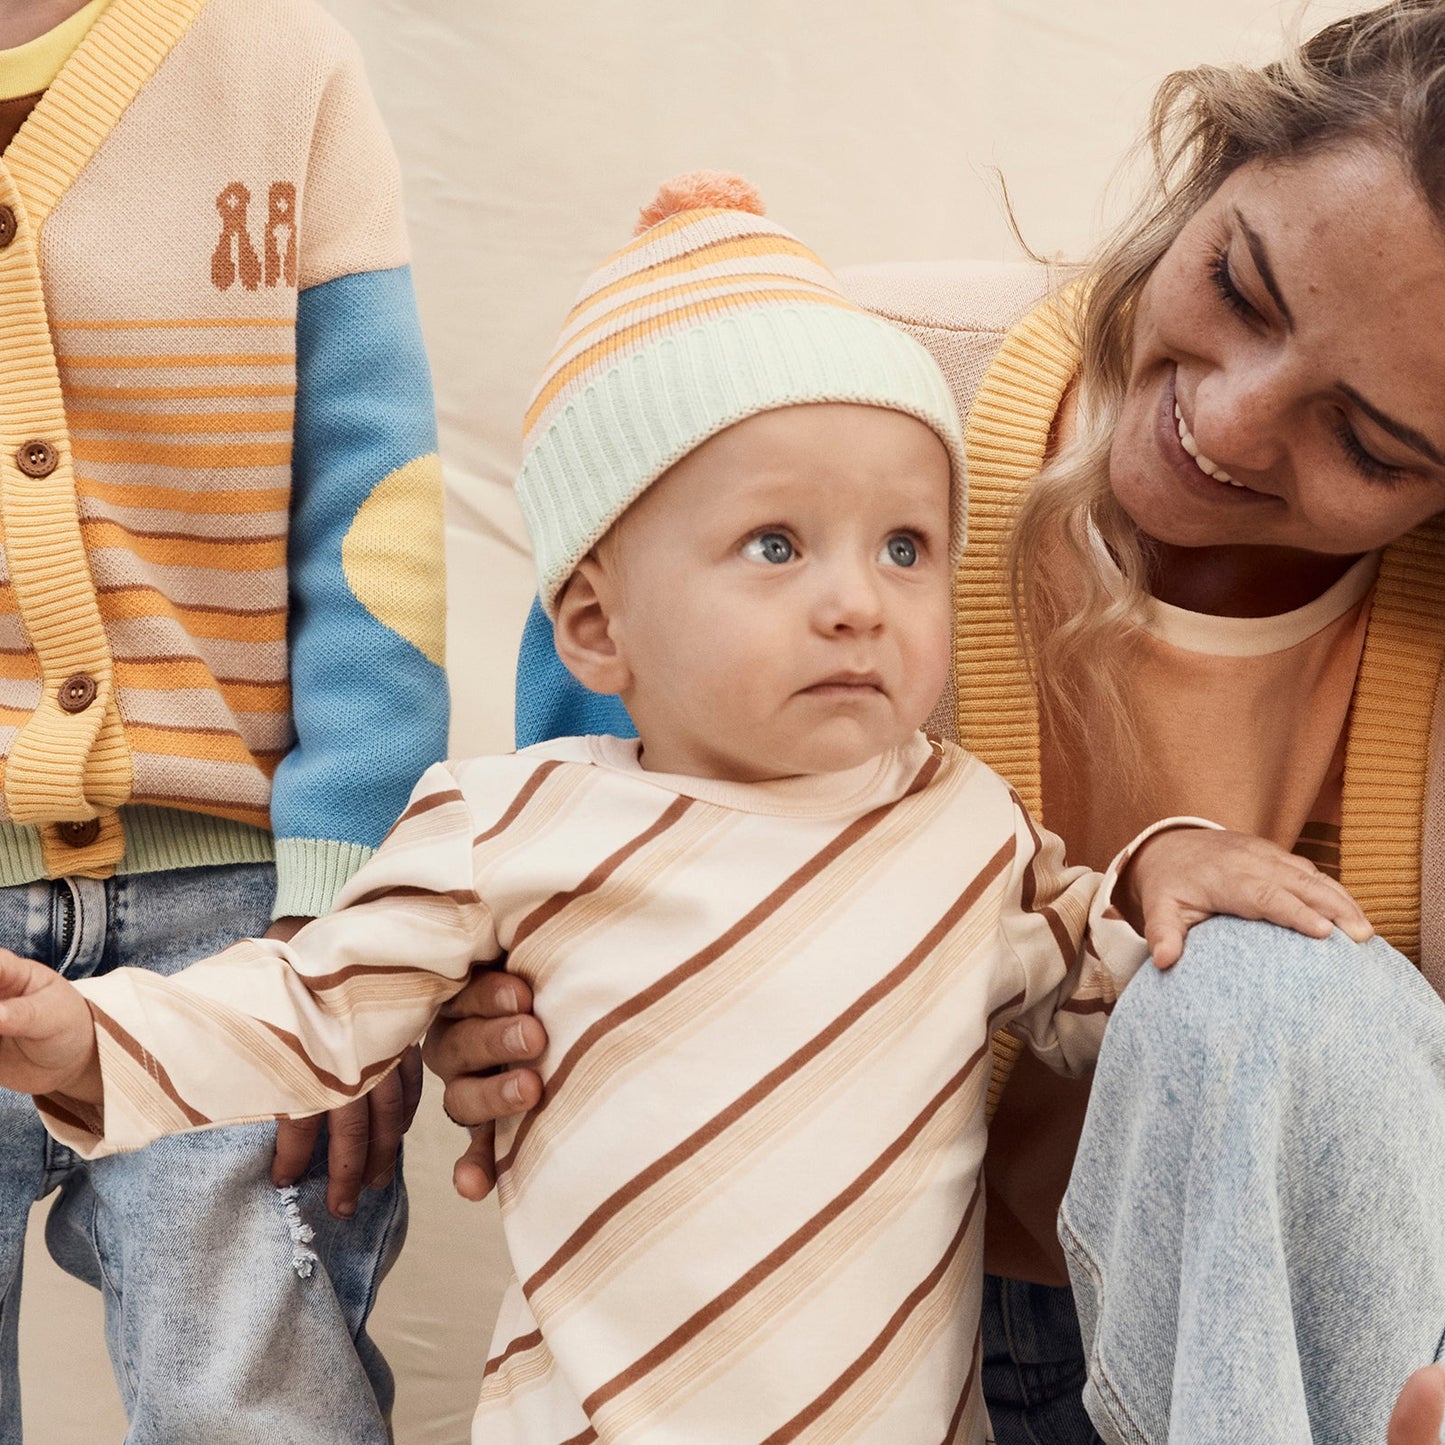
[264,182,298,288]
[212,183,263,292]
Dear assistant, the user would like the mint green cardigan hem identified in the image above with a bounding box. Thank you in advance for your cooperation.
[0,810,374,921]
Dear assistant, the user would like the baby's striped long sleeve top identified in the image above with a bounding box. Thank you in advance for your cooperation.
[47,732,1162,1444]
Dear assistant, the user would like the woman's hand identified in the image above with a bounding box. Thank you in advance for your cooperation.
[422,967,547,1201]
[266,915,425,1218]
[1120,828,1374,969]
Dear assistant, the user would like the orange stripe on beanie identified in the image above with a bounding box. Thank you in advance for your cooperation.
[516,172,968,614]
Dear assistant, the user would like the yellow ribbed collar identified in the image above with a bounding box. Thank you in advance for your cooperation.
[3,0,207,229]
[961,286,1445,960]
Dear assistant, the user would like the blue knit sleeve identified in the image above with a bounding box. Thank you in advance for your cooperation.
[514,596,635,747]
[272,264,450,917]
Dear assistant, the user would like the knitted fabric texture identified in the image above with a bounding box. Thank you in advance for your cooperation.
[516,177,968,614]
[0,0,449,914]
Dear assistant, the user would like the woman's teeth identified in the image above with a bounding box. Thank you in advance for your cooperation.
[1174,403,1244,487]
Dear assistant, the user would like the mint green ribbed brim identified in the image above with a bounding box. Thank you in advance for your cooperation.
[516,305,967,615]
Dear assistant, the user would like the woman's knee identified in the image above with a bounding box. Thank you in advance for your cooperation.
[1107,916,1444,1081]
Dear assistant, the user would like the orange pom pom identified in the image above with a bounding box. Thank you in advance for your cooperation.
[634,171,765,235]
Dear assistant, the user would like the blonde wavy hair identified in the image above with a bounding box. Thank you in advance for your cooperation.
[1009,0,1445,757]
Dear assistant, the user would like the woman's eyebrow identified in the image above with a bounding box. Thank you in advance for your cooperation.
[1233,208,1294,329]
[1233,206,1445,466]
[1338,382,1445,467]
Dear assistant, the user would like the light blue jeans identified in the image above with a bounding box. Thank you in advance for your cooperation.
[0,864,406,1445]
[1060,916,1445,1444]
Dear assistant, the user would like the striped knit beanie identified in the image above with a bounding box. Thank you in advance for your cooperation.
[517,172,967,615]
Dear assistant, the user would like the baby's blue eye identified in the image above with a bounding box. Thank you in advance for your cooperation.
[743,532,795,564]
[881,534,918,567]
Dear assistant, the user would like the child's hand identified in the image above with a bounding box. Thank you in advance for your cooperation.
[0,949,101,1102]
[1121,828,1374,970]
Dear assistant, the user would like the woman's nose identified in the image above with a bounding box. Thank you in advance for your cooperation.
[1190,360,1294,477]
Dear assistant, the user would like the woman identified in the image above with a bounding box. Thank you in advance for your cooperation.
[426,3,1445,1439]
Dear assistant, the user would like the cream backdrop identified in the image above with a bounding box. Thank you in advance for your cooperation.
[18,1,1355,1441]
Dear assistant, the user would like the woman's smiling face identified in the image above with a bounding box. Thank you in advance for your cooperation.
[1108,144,1445,558]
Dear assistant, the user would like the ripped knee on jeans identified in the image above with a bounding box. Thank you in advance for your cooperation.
[276,1184,318,1279]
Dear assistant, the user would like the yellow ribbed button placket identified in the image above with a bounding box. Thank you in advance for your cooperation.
[0,0,208,877]
[0,162,127,873]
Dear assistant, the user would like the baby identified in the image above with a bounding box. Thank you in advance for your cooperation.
[0,175,1367,1444]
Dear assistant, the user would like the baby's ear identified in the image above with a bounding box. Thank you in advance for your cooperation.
[553,559,633,695]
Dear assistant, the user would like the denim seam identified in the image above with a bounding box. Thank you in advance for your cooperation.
[1057,1211,1152,1445]
[84,1190,139,1404]
[350,1145,407,1326]
[995,1282,1049,1437]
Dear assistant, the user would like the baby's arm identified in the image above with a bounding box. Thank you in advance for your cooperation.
[1000,807,1371,1075]
[0,763,494,1157]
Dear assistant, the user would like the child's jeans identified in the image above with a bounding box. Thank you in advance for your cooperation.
[0,863,405,1445]
[1060,915,1445,1445]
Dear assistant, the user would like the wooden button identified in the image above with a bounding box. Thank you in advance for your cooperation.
[57,819,100,848]
[0,206,15,249]
[57,674,96,713]
[15,440,57,478]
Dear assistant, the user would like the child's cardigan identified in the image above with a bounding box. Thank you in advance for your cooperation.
[0,0,448,916]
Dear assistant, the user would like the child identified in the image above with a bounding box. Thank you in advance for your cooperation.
[0,176,1367,1443]
[0,0,447,1439]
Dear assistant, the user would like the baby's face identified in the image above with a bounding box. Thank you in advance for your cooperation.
[600,402,953,782]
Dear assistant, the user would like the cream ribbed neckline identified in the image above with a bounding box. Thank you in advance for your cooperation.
[1094,531,1382,658]
[534,732,938,818]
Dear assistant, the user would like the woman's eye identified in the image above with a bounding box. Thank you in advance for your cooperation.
[1208,245,1257,323]
[880,534,918,567]
[742,532,795,564]
[1331,415,1407,487]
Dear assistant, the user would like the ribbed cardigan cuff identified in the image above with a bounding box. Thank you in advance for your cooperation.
[271,836,375,920]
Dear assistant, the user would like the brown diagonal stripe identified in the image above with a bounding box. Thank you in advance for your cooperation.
[1059,996,1112,1016]
[759,1180,982,1443]
[343,884,481,910]
[522,836,1014,1298]
[34,1094,99,1138]
[481,1328,544,1381]
[473,759,566,846]
[380,785,463,842]
[254,1018,419,1098]
[1015,800,1079,973]
[282,959,473,994]
[940,1318,985,1444]
[93,1009,208,1125]
[510,794,695,951]
[497,750,943,1177]
[580,992,1019,1417]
